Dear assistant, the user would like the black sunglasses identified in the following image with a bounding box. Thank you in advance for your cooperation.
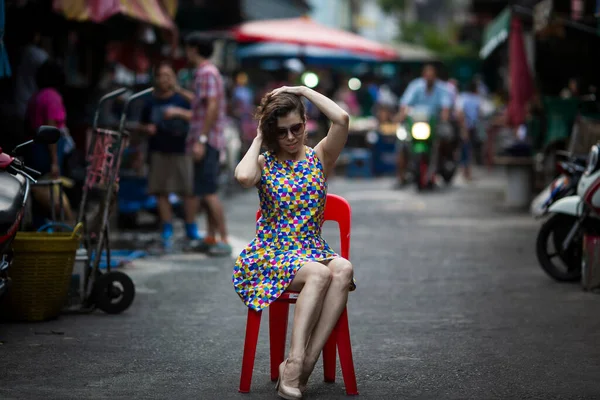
[276,123,304,138]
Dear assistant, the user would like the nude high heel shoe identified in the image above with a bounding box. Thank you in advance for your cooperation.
[298,372,308,394]
[299,356,319,394]
[275,359,302,399]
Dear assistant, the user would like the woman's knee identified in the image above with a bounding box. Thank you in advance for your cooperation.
[305,262,332,287]
[329,258,353,283]
[292,262,331,291]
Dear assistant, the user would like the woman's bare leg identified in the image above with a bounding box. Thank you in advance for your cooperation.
[301,258,353,386]
[280,262,332,389]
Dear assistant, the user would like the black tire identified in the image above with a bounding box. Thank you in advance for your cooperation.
[536,214,582,282]
[438,140,458,184]
[440,160,456,184]
[92,271,136,314]
[415,154,429,191]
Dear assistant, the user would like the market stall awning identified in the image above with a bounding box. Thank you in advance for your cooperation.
[237,42,384,65]
[52,0,175,30]
[228,17,399,60]
[479,7,511,59]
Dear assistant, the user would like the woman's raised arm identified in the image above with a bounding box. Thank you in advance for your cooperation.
[234,131,265,188]
[271,86,349,176]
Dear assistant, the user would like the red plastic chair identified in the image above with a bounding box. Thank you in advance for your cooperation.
[238,193,358,395]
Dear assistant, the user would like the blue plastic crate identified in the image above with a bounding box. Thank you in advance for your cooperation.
[344,149,373,178]
[117,175,181,214]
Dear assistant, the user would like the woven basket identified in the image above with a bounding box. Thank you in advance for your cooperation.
[0,223,83,322]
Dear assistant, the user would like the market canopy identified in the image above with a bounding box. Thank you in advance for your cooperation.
[479,7,511,59]
[228,17,399,61]
[52,0,175,30]
[237,42,385,65]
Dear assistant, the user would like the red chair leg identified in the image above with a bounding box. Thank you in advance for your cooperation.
[239,309,262,393]
[336,308,359,395]
[269,302,290,381]
[323,330,337,383]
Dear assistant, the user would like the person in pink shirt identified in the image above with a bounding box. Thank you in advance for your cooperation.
[23,60,72,227]
[24,60,67,179]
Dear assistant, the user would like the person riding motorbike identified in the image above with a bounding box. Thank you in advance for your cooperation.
[393,64,452,187]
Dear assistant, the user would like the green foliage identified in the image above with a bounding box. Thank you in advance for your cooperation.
[378,0,406,13]
[402,22,477,58]
[377,0,478,58]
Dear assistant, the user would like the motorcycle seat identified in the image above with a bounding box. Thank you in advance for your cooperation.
[0,172,26,237]
[573,156,588,166]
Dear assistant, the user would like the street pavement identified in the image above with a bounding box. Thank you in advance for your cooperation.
[2,168,600,400]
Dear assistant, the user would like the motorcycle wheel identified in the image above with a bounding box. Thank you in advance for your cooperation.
[440,160,457,184]
[536,213,582,282]
[415,154,429,191]
[92,271,136,314]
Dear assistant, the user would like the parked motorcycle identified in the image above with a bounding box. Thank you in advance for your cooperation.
[537,144,600,282]
[0,126,61,299]
[396,106,457,190]
[530,153,587,218]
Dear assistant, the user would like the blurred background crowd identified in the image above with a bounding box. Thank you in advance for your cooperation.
[0,0,599,232]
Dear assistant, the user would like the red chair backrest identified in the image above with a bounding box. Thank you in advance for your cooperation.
[255,193,351,259]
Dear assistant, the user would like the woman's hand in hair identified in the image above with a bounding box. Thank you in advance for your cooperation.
[271,86,306,97]
[235,128,264,188]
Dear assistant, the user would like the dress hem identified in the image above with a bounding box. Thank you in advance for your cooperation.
[236,254,351,312]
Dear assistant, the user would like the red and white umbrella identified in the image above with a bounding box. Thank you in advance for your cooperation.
[229,17,399,61]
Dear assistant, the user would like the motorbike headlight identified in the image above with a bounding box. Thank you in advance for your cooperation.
[585,145,600,176]
[396,125,408,141]
[411,122,431,140]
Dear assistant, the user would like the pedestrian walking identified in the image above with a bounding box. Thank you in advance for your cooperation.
[183,33,231,255]
[456,80,483,180]
[139,61,196,249]
[233,86,356,399]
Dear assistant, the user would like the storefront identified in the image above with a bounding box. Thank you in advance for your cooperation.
[480,1,600,187]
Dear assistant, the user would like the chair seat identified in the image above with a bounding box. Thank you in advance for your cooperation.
[277,291,300,302]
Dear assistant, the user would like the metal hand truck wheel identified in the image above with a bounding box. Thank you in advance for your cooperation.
[75,87,154,314]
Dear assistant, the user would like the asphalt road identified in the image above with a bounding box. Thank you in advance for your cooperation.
[2,169,600,400]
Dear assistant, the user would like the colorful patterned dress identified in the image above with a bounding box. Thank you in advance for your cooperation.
[233,146,355,311]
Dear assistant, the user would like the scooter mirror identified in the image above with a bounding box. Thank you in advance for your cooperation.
[35,126,61,145]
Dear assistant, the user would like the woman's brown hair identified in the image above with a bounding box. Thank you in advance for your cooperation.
[255,92,306,151]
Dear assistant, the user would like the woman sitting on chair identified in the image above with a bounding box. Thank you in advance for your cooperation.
[233,86,356,399]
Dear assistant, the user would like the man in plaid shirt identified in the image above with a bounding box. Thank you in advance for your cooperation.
[179,33,231,255]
